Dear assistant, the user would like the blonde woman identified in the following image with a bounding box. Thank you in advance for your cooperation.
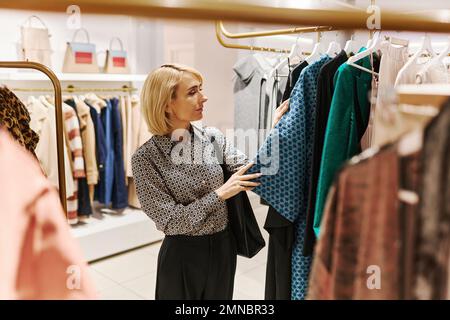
[131,64,289,300]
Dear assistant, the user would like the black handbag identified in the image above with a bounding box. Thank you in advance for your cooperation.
[220,164,266,258]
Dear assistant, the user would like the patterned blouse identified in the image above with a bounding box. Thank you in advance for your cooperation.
[131,124,248,236]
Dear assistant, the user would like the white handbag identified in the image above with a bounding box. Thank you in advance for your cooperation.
[104,37,130,74]
[62,28,100,73]
[20,15,52,67]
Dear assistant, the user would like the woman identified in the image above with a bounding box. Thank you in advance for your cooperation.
[132,63,289,300]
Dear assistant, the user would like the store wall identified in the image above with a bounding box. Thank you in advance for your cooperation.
[0,9,237,132]
[162,20,237,132]
[0,10,167,73]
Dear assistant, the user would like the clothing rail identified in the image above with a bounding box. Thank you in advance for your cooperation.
[0,61,67,214]
[218,21,334,39]
[10,84,138,93]
[215,21,290,54]
[216,22,316,55]
[3,0,450,33]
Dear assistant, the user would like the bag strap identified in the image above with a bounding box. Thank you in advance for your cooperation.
[71,28,90,43]
[109,37,124,51]
[22,15,48,29]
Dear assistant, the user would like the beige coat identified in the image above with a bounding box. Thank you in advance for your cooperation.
[75,98,99,185]
[128,95,151,208]
[27,97,75,199]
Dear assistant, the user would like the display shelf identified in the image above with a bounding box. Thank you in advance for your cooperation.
[70,207,164,262]
[0,71,148,82]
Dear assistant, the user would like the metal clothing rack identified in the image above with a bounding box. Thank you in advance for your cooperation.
[218,21,333,39]
[0,61,67,213]
[10,84,138,93]
[216,21,328,55]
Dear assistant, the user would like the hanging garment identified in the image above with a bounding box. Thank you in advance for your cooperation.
[263,64,289,139]
[313,52,380,237]
[264,206,294,300]
[63,101,85,221]
[233,54,273,158]
[371,43,409,146]
[26,97,75,204]
[308,144,402,299]
[414,100,450,299]
[394,54,448,86]
[128,95,151,208]
[416,58,449,84]
[261,60,309,297]
[74,98,98,186]
[85,98,107,175]
[281,61,308,102]
[303,50,348,256]
[43,96,84,222]
[0,86,39,155]
[95,98,115,206]
[399,148,422,300]
[248,55,332,300]
[41,96,79,221]
[74,97,98,203]
[64,99,93,218]
[262,60,307,297]
[119,96,128,180]
[121,95,134,180]
[0,128,96,299]
[110,97,128,209]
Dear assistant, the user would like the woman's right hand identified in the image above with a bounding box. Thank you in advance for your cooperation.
[215,162,262,201]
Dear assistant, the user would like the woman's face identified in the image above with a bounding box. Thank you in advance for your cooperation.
[167,72,208,125]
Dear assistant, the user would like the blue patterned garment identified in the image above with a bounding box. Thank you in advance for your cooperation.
[248,55,332,299]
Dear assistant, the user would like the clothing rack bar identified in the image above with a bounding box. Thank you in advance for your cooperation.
[3,0,450,33]
[218,21,334,39]
[215,22,311,55]
[10,85,138,93]
[0,61,67,214]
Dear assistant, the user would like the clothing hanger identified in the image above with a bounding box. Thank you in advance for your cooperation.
[346,30,383,76]
[85,92,107,108]
[326,31,341,57]
[289,32,307,65]
[306,31,325,64]
[417,34,436,58]
[344,33,356,55]
[435,36,450,63]
[268,34,305,79]
[39,95,54,109]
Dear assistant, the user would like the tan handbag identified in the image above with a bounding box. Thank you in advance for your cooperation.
[104,37,130,74]
[20,15,52,67]
[62,28,100,73]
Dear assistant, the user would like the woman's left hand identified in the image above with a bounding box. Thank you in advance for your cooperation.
[272,99,290,129]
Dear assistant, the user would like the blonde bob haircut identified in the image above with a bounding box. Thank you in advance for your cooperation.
[141,63,203,135]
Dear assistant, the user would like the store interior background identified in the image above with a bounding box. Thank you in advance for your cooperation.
[0,0,449,299]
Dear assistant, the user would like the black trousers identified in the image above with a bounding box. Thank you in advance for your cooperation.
[156,228,237,300]
[264,206,294,300]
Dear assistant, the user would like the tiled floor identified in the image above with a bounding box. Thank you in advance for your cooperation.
[89,192,269,300]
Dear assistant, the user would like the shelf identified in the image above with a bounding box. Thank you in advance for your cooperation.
[70,207,164,262]
[0,72,148,82]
